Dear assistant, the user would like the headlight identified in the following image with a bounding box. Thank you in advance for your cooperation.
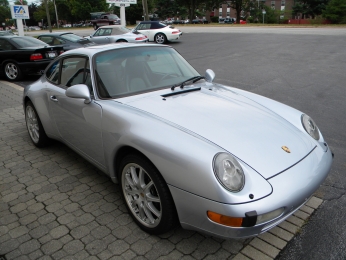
[301,114,320,140]
[213,153,245,192]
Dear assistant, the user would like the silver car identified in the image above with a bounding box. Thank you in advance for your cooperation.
[86,25,148,44]
[23,44,333,239]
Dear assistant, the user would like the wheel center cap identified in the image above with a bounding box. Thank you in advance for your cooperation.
[140,193,144,198]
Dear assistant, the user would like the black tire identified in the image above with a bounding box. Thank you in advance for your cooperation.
[154,33,167,44]
[93,24,98,30]
[4,62,22,81]
[118,154,177,235]
[116,39,127,43]
[25,101,51,147]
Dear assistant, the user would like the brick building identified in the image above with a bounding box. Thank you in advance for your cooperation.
[214,0,295,20]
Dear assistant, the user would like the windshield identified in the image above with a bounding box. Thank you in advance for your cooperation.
[94,46,200,98]
[60,33,83,42]
[108,14,119,20]
[11,37,47,47]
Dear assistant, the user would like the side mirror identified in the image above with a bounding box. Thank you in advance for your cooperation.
[65,84,91,104]
[89,34,93,38]
[205,69,215,83]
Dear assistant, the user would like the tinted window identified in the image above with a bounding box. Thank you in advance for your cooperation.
[94,28,112,36]
[38,36,54,45]
[11,37,47,47]
[46,60,60,84]
[0,39,14,50]
[136,23,150,30]
[61,57,86,86]
[108,14,119,19]
[151,23,166,29]
[60,33,83,43]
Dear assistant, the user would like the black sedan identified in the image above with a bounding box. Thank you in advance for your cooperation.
[37,32,96,51]
[0,35,63,81]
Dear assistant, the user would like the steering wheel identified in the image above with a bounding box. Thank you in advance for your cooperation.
[160,73,180,81]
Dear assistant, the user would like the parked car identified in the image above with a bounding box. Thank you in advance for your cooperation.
[28,26,42,30]
[90,12,120,30]
[240,20,247,24]
[0,35,63,81]
[219,18,225,24]
[192,18,209,24]
[38,32,96,51]
[85,25,148,44]
[224,18,236,24]
[23,43,333,238]
[0,30,14,36]
[192,18,202,24]
[133,21,182,44]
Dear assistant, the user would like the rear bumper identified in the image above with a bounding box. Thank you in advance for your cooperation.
[167,33,182,42]
[19,60,52,75]
[169,144,333,239]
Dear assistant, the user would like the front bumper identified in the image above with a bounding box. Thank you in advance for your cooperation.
[169,145,333,239]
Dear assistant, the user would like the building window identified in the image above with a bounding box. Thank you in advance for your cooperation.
[271,1,275,9]
[281,0,285,6]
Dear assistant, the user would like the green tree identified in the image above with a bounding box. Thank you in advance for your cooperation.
[323,0,346,23]
[155,0,180,19]
[229,0,247,23]
[0,0,9,7]
[0,0,10,27]
[292,0,328,18]
[68,0,109,21]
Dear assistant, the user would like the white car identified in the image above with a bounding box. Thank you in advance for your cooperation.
[85,25,148,44]
[133,21,182,44]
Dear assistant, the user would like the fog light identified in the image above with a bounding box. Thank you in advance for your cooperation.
[207,211,243,227]
[256,208,285,225]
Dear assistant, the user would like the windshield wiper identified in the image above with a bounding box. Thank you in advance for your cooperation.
[171,76,205,90]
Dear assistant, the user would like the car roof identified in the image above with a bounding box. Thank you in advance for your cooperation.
[98,25,124,29]
[38,32,74,36]
[60,42,168,56]
[138,21,160,24]
[0,35,16,37]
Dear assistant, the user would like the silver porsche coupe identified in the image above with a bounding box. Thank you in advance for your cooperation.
[23,43,333,239]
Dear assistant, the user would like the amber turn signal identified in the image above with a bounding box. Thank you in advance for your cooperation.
[207,211,243,227]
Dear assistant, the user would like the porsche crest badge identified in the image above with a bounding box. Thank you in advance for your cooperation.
[282,146,291,153]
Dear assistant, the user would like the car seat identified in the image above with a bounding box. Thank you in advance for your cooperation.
[124,57,151,92]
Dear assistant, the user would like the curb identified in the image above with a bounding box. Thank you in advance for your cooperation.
[234,196,323,259]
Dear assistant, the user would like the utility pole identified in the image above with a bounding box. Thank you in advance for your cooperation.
[142,0,149,21]
[44,0,52,32]
[53,0,59,29]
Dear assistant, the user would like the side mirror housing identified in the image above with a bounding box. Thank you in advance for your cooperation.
[205,69,215,83]
[65,84,91,104]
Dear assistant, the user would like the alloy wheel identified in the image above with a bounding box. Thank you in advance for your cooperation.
[122,163,162,228]
[26,105,40,143]
[5,63,19,80]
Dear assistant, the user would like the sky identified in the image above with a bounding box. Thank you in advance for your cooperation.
[8,0,41,4]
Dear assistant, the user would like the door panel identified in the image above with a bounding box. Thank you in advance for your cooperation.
[47,56,105,168]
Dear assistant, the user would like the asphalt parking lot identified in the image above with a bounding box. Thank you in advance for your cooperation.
[1,27,346,259]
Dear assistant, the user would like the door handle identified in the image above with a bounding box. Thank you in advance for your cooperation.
[50,95,58,102]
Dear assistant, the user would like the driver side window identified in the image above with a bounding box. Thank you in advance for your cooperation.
[60,57,92,94]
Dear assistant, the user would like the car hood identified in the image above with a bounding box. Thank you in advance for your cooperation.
[122,84,315,179]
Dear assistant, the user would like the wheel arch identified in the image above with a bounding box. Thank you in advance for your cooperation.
[116,39,127,43]
[114,145,154,180]
[114,145,180,226]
